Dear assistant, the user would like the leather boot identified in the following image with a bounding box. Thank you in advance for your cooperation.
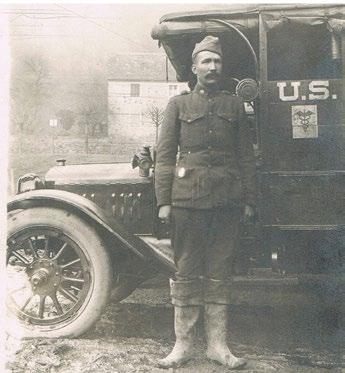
[205,304,247,370]
[157,306,200,368]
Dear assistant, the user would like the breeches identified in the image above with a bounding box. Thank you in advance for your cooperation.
[170,205,240,306]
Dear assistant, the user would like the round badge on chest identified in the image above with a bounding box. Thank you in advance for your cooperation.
[177,167,186,178]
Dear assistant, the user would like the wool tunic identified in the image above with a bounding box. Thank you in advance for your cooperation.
[155,84,256,209]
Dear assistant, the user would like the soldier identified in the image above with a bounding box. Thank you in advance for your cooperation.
[155,35,255,369]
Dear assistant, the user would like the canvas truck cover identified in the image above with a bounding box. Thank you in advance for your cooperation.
[151,4,345,82]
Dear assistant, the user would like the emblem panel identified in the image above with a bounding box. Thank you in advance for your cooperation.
[291,105,318,139]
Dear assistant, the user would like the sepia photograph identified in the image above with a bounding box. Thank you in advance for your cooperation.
[3,2,345,372]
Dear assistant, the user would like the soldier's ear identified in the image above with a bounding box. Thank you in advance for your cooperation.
[191,64,197,75]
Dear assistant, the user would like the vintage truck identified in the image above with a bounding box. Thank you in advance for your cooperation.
[7,4,345,338]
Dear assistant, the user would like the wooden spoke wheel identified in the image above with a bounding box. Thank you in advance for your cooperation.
[7,207,112,338]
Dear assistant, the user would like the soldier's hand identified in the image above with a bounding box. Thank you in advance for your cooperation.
[243,204,254,223]
[158,205,171,223]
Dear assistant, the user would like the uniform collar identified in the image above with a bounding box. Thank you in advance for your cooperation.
[193,83,220,97]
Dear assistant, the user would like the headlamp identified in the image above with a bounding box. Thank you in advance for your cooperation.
[236,79,259,102]
[17,173,44,194]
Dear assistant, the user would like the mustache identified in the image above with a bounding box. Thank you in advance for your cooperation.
[206,72,220,78]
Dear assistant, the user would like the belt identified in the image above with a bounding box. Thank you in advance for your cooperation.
[180,148,232,155]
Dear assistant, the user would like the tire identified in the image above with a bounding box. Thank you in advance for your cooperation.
[6,207,112,338]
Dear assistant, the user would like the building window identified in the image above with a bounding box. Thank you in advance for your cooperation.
[169,84,178,97]
[130,83,140,97]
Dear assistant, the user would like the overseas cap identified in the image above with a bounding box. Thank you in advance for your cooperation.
[192,36,222,59]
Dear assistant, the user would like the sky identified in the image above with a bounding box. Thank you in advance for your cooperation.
[5,3,235,63]
[2,2,253,101]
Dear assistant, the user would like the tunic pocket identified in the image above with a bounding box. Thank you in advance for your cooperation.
[215,111,237,147]
[179,112,206,148]
[179,112,206,123]
[225,168,243,201]
[216,112,237,124]
[172,166,195,201]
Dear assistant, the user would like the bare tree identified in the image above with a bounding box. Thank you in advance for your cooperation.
[145,104,165,128]
[69,70,108,152]
[10,52,50,134]
[145,104,165,143]
[56,109,75,131]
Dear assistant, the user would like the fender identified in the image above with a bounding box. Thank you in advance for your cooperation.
[8,189,175,272]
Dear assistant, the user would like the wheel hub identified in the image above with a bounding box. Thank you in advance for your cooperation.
[7,225,95,331]
[27,259,61,296]
[31,268,49,286]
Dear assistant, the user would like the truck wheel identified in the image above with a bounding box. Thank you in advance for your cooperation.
[6,207,112,338]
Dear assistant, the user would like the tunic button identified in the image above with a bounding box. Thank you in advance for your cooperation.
[209,130,213,133]
[187,119,191,123]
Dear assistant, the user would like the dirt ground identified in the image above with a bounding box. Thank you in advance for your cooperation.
[5,281,345,373]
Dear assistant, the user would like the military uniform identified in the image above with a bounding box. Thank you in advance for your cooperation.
[155,84,256,305]
[156,35,253,369]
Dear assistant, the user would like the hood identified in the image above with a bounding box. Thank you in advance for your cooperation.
[45,163,152,185]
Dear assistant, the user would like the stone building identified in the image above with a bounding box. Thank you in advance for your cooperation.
[107,54,188,153]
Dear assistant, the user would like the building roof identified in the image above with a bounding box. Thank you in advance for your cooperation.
[107,53,178,82]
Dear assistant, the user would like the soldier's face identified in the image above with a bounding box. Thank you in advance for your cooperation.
[192,51,222,88]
